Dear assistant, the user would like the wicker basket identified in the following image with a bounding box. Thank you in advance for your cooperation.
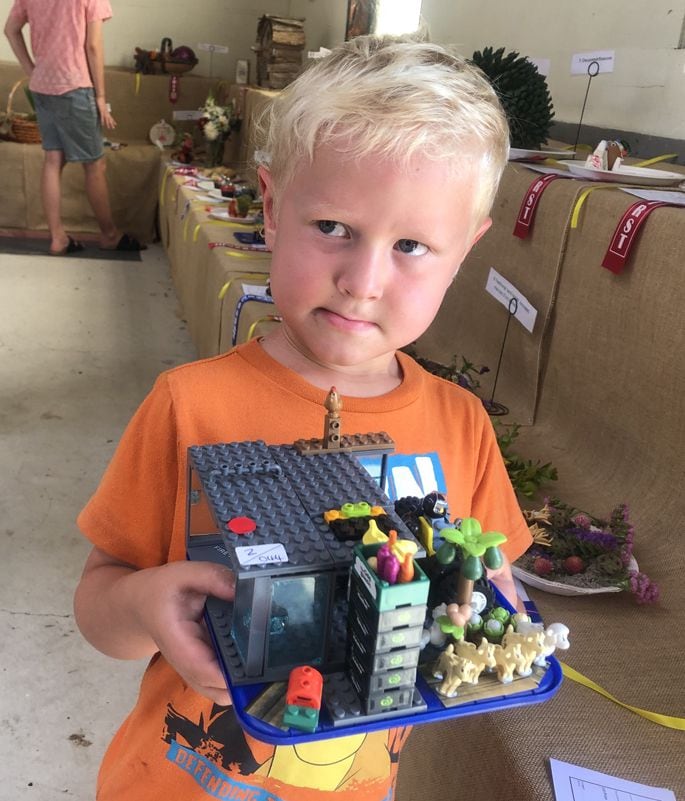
[7,79,42,144]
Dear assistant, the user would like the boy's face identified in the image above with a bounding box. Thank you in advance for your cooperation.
[259,144,490,383]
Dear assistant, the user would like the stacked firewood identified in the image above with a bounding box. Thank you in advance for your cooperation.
[253,15,306,90]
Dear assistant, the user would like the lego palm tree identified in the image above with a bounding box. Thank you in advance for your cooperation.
[434,518,507,638]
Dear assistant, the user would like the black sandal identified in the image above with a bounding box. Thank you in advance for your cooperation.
[50,236,85,256]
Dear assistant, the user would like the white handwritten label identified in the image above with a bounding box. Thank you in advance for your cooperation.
[485,268,538,333]
[173,110,203,121]
[241,283,270,297]
[235,543,288,567]
[198,43,229,54]
[354,556,377,600]
[571,50,615,75]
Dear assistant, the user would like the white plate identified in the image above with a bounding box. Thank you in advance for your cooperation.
[512,555,638,597]
[566,162,684,187]
[509,148,574,162]
[209,210,259,224]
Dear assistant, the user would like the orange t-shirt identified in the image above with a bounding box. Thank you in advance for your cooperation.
[78,340,531,801]
[8,0,112,95]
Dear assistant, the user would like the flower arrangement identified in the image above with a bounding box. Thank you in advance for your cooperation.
[516,499,659,604]
[198,93,240,166]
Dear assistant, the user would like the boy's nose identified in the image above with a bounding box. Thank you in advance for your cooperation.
[335,246,388,301]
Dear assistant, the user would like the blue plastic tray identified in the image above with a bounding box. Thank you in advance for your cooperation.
[208,585,563,745]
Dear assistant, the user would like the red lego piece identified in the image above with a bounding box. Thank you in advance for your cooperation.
[286,666,323,710]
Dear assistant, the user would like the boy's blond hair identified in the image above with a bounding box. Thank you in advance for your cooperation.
[257,35,510,225]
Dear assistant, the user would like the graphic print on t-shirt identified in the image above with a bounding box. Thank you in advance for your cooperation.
[163,702,409,800]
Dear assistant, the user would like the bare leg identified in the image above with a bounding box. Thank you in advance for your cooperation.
[42,150,69,254]
[82,157,121,248]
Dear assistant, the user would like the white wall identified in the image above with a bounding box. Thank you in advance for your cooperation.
[419,0,685,141]
[0,0,293,81]
[2,0,683,139]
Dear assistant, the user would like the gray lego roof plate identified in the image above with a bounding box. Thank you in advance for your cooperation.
[187,441,423,577]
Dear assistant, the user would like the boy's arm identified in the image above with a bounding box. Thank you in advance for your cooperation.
[84,18,116,129]
[3,13,35,76]
[486,553,521,611]
[74,546,236,705]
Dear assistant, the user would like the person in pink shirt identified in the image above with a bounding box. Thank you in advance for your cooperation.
[4,0,144,255]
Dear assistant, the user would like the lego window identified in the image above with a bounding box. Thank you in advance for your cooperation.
[187,467,220,537]
[266,575,330,670]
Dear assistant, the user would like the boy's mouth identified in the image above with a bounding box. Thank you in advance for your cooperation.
[317,307,376,333]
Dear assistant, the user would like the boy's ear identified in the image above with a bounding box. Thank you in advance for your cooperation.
[258,165,277,246]
[471,216,492,248]
[452,217,493,280]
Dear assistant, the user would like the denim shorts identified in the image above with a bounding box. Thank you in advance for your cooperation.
[32,87,103,162]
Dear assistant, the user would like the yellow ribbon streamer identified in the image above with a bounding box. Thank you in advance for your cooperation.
[561,662,685,730]
[246,315,280,341]
[570,184,617,229]
[135,72,141,96]
[159,166,172,208]
[634,153,678,167]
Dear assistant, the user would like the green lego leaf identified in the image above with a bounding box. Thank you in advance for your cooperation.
[436,615,464,639]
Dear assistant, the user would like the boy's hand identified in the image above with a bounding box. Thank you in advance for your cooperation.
[485,553,523,611]
[130,561,236,706]
[75,548,236,706]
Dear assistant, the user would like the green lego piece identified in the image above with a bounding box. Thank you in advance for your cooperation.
[283,703,320,733]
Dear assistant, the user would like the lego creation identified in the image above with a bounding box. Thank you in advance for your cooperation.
[186,391,564,744]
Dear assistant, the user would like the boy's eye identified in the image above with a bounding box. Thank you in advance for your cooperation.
[395,238,428,256]
[317,220,347,237]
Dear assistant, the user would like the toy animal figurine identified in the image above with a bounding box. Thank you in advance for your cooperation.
[516,621,570,667]
[432,644,479,697]
[453,637,496,682]
[492,641,522,683]
[505,626,546,677]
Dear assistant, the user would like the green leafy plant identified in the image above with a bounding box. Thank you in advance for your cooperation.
[494,422,558,498]
[471,46,554,149]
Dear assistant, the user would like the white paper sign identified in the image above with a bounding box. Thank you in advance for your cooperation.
[621,188,685,205]
[242,283,270,297]
[485,268,538,333]
[571,50,615,75]
[235,543,288,567]
[550,758,676,801]
[198,43,229,54]
[173,110,203,121]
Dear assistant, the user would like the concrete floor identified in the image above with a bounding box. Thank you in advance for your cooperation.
[0,244,197,799]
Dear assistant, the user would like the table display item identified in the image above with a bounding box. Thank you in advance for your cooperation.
[471,46,554,150]
[253,15,305,89]
[514,501,658,603]
[566,162,684,187]
[148,119,175,147]
[134,37,198,74]
[186,391,564,744]
[4,79,41,144]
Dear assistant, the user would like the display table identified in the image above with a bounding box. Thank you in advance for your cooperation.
[0,140,161,242]
[158,164,275,357]
[0,61,238,242]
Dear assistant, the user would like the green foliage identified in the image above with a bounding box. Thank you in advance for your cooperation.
[471,46,554,149]
[494,422,558,498]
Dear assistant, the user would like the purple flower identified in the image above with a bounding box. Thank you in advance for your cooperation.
[623,570,660,604]
[572,513,592,529]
